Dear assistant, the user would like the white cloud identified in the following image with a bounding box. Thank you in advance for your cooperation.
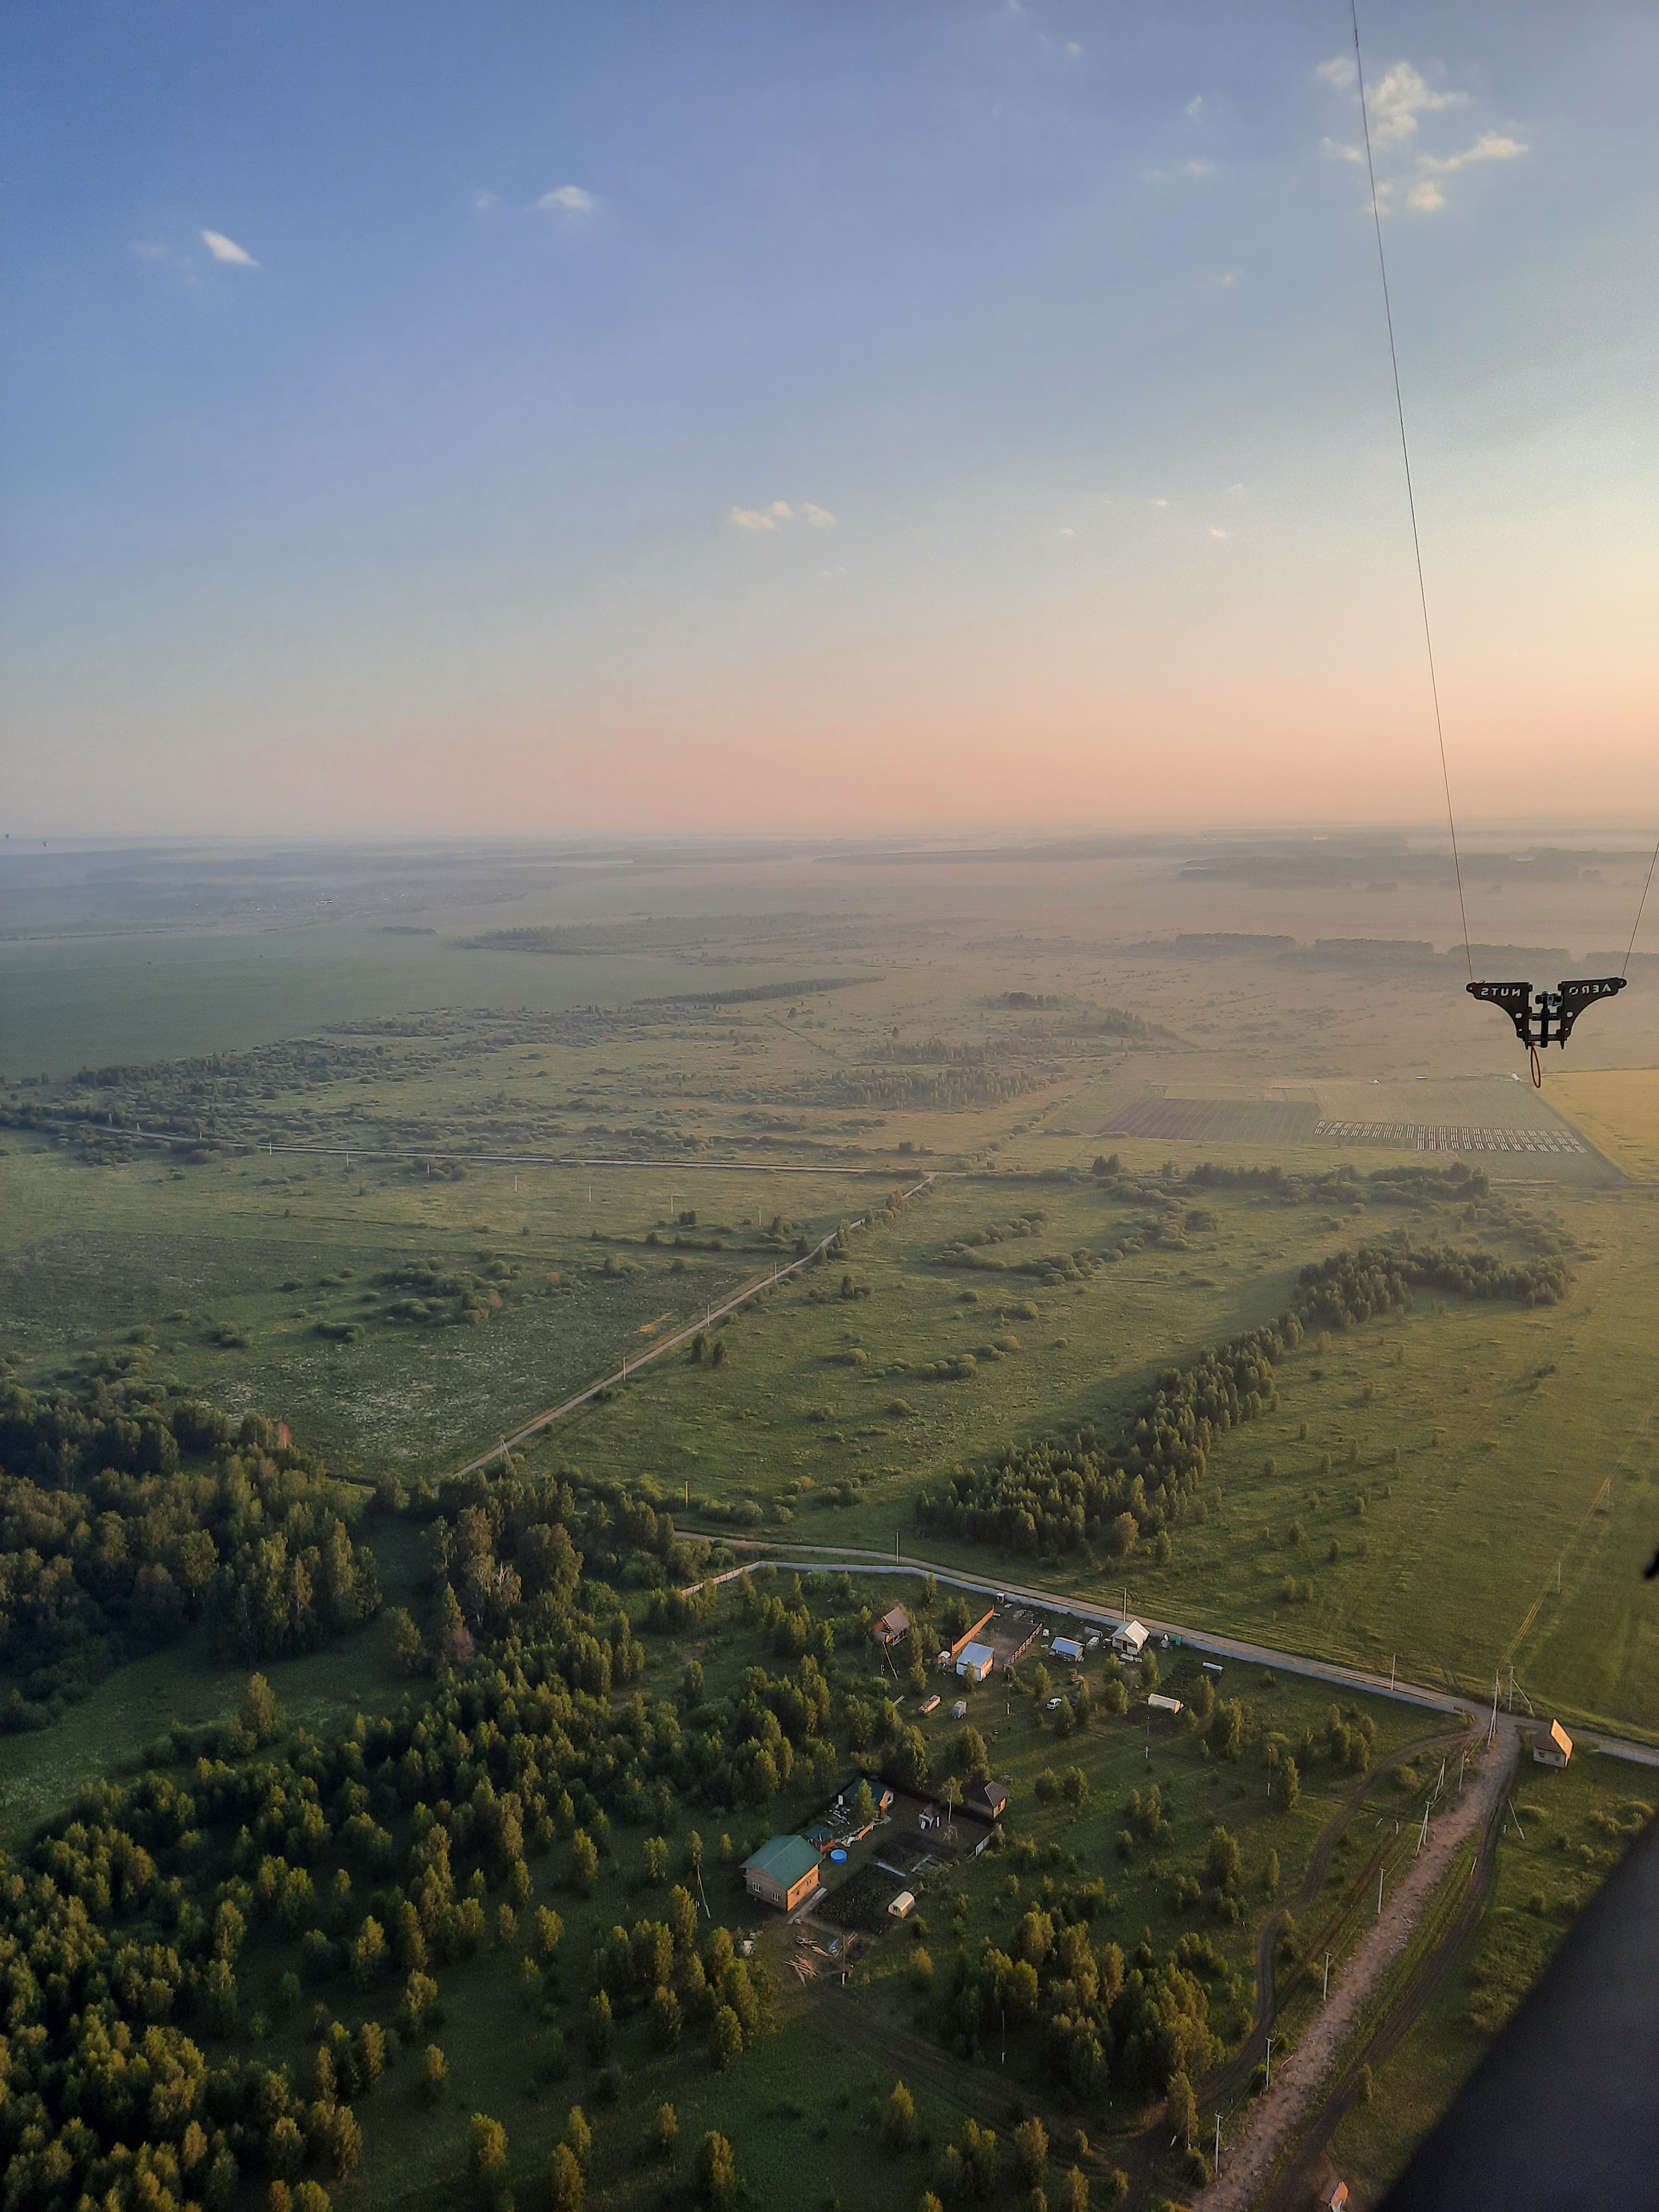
[131,241,166,262]
[201,229,258,267]
[1408,179,1446,213]
[1417,131,1527,175]
[802,503,837,528]
[473,190,499,213]
[1057,526,1076,539]
[1213,269,1240,288]
[1065,41,1083,59]
[1228,482,1246,496]
[538,185,594,214]
[1369,61,1467,145]
[1151,498,1170,509]
[1185,93,1203,117]
[1208,526,1228,539]
[1316,56,1356,90]
[1322,135,1366,165]
[729,500,794,531]
[1183,158,1213,178]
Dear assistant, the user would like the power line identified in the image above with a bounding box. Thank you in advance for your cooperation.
[1349,0,1472,982]
[1624,831,1659,975]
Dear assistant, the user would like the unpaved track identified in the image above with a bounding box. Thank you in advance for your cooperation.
[1197,1733,1517,2212]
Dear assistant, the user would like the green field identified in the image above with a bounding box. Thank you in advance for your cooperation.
[1330,1743,1656,2197]
[2,841,1654,2212]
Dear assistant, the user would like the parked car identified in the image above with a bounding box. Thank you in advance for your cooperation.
[1045,1695,1065,1712]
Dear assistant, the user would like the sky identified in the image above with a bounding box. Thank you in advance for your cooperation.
[2,1,1655,838]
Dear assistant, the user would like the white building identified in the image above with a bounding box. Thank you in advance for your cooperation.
[1113,1618,1150,1660]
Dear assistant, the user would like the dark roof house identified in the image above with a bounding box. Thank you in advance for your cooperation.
[962,1778,1009,1824]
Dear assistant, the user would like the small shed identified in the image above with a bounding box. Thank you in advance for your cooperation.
[742,1834,822,1913]
[919,1693,941,1715]
[887,1890,916,1919]
[963,1778,1010,1824]
[1533,1719,1573,1768]
[1052,1636,1084,1663]
[1113,1618,1150,1660]
[1147,1693,1183,1718]
[952,1699,968,1720]
[956,1641,996,1684]
[875,1605,912,1646]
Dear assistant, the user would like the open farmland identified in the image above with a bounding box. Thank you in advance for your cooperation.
[1,836,1655,2212]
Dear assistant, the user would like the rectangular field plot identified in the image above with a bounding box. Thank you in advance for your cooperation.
[1314,1119,1584,1153]
[1547,1069,1659,1181]
[1098,1095,1320,1142]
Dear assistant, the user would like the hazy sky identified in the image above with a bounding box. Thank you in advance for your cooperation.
[3,2,1654,837]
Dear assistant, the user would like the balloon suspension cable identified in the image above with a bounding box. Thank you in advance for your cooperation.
[1349,0,1472,982]
[1624,832,1659,977]
[1528,1041,1542,1091]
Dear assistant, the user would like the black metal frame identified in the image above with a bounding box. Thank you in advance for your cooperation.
[1466,974,1626,1051]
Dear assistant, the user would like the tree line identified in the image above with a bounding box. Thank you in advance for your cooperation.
[916,1235,1569,1566]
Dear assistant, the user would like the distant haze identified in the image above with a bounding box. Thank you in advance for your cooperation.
[2,2,1654,837]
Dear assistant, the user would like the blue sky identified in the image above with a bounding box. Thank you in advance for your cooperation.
[3,1,1654,834]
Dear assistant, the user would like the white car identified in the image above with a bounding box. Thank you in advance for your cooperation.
[1045,1695,1065,1712]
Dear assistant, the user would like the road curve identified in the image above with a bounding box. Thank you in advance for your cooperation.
[687,1536,1659,1767]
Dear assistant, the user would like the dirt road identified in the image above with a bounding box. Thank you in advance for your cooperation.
[1197,1731,1518,2212]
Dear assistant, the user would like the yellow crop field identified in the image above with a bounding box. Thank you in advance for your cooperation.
[1550,1068,1659,1180]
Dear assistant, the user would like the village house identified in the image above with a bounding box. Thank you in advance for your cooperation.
[1532,1719,1573,1769]
[874,1604,911,1646]
[742,1834,822,1913]
[963,1777,1010,1824]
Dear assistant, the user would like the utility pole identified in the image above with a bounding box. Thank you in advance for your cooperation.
[1377,1866,1385,1917]
[1264,2036,1274,2089]
[1323,1952,1331,2002]
[1390,1652,1396,1689]
[1214,2112,1221,2174]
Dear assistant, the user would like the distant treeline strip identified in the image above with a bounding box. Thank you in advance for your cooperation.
[635,976,883,1006]
[4,1107,955,1176]
[918,1238,1569,1564]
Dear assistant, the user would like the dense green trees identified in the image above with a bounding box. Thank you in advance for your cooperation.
[0,1389,380,1727]
[917,1233,1565,1571]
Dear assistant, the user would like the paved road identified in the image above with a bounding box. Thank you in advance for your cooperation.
[685,1535,1659,1767]
[446,1174,937,1480]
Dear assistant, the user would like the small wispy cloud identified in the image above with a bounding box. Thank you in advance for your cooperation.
[1142,159,1213,184]
[1318,59,1524,214]
[730,500,837,533]
[729,501,794,531]
[201,229,258,267]
[1417,131,1527,176]
[1369,61,1467,145]
[1213,269,1240,288]
[1208,526,1228,540]
[538,185,594,214]
[1186,93,1204,118]
[1057,526,1076,539]
[1065,41,1083,59]
[473,190,499,213]
[131,241,166,263]
[1150,498,1170,509]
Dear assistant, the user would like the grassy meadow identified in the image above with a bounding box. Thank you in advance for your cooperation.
[1329,1742,1657,2198]
[2,839,1655,2210]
